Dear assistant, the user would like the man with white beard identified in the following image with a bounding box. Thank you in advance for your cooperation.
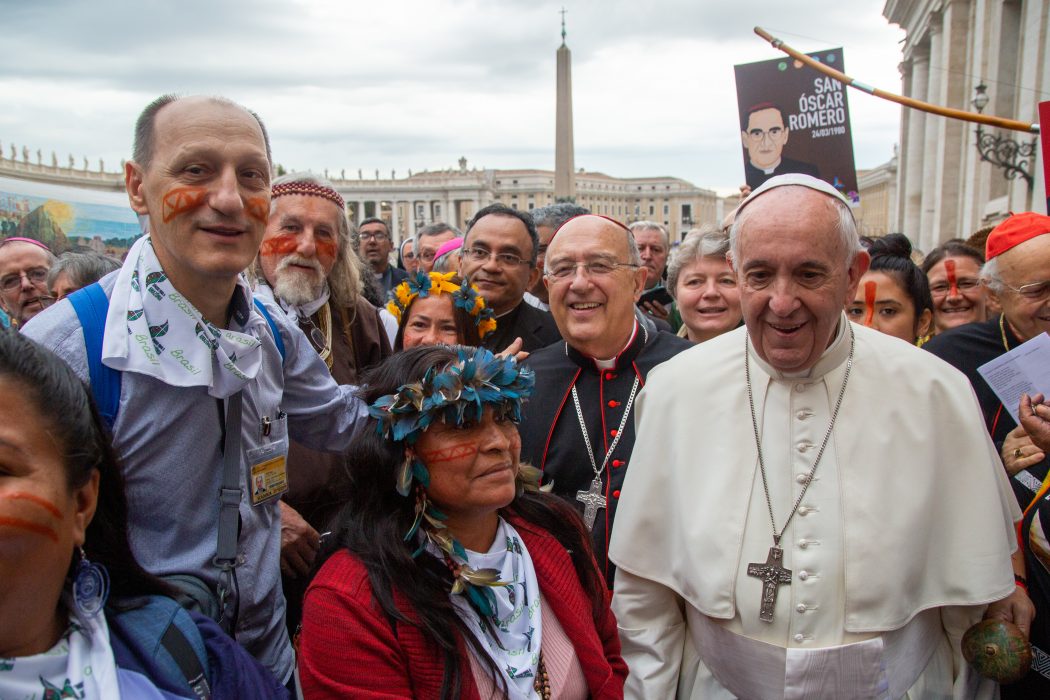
[255,172,391,632]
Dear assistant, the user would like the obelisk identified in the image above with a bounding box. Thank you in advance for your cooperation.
[554,9,576,200]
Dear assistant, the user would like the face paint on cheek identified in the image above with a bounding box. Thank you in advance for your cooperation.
[863,280,877,327]
[260,234,298,257]
[161,186,208,223]
[2,492,62,519]
[945,258,959,297]
[245,197,269,224]
[0,516,59,542]
[315,239,338,261]
[421,441,479,465]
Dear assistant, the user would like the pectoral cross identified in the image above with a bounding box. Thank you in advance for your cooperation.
[747,545,792,623]
[575,477,606,531]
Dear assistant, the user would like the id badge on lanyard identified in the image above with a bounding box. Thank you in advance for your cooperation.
[247,412,289,506]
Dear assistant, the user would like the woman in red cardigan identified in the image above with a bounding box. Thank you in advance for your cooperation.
[298,345,627,699]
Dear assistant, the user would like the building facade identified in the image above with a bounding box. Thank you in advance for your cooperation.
[0,150,719,247]
[884,0,1047,251]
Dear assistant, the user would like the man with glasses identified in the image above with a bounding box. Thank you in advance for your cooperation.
[741,102,819,190]
[460,203,560,353]
[414,222,459,273]
[927,212,1050,510]
[358,217,406,297]
[518,214,690,585]
[0,237,55,327]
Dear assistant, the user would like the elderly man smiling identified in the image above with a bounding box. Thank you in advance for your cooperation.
[610,175,1027,699]
[518,214,689,585]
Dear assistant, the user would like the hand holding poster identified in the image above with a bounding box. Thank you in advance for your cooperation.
[735,50,859,202]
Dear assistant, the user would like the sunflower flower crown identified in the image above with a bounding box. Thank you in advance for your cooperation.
[385,271,498,340]
[367,346,545,617]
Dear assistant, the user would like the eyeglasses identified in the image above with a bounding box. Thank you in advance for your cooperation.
[1001,279,1050,301]
[461,247,529,267]
[0,267,48,292]
[358,231,389,242]
[545,260,640,281]
[745,126,784,142]
[929,278,982,296]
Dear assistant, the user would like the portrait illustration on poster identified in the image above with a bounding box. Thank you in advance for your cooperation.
[735,49,859,202]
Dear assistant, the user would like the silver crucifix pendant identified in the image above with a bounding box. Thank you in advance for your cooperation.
[575,476,607,531]
[747,545,792,623]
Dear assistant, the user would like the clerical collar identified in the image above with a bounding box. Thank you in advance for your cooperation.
[757,158,782,175]
[749,312,851,381]
[566,320,644,372]
[494,302,521,320]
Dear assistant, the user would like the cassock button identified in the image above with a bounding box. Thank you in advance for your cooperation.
[798,570,809,580]
[795,473,809,484]
[612,490,621,499]
[796,410,810,420]
[604,371,616,380]
[794,383,807,393]
[796,604,807,613]
[610,429,618,437]
[608,400,620,408]
[798,539,809,549]
[612,459,625,468]
[798,506,809,516]
[793,633,805,643]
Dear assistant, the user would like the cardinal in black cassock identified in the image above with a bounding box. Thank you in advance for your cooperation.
[519,320,690,586]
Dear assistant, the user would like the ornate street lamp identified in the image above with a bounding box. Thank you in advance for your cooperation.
[972,83,1037,188]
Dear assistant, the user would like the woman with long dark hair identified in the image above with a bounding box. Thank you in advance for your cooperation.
[298,345,626,699]
[0,330,285,698]
[387,271,496,350]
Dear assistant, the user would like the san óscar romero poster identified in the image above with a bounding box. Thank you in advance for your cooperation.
[734,49,859,203]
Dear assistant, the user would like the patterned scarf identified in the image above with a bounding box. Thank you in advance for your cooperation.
[0,612,120,698]
[102,236,266,399]
[446,518,543,700]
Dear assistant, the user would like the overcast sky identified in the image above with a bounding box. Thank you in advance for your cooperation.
[1,0,906,194]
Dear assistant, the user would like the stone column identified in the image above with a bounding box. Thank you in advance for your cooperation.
[391,200,401,246]
[919,18,943,249]
[357,200,366,225]
[902,47,928,241]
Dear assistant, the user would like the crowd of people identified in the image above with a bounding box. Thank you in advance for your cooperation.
[1,93,1048,699]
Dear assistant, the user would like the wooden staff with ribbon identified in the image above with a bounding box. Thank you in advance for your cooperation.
[754,26,1040,135]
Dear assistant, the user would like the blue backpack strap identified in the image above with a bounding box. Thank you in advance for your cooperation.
[253,296,286,363]
[107,595,212,699]
[67,283,122,429]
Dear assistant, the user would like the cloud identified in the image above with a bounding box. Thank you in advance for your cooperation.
[1,0,906,190]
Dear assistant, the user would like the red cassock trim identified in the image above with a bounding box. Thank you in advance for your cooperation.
[540,366,583,474]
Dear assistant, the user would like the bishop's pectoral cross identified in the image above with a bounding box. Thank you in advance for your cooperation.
[575,477,606,532]
[747,545,792,623]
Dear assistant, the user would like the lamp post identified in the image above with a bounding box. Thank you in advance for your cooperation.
[972,83,1037,188]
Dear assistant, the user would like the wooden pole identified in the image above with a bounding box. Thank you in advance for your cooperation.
[753,27,1039,134]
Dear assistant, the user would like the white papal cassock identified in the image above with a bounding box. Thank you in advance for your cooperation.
[610,317,1020,700]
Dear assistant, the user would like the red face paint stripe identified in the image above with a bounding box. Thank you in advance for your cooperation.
[315,239,338,260]
[945,258,959,298]
[421,442,479,465]
[2,492,62,519]
[259,235,298,257]
[863,280,877,327]
[245,197,269,224]
[161,186,208,223]
[0,516,59,542]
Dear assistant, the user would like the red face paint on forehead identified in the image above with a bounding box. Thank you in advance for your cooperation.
[945,258,959,298]
[1,492,62,519]
[0,516,58,542]
[161,186,208,223]
[420,441,479,465]
[260,234,297,257]
[863,280,877,327]
[245,196,269,224]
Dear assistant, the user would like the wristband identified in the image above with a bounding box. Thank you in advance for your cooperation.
[1015,573,1029,592]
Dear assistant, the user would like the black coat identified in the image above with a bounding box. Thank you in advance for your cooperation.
[519,324,691,585]
[482,300,561,354]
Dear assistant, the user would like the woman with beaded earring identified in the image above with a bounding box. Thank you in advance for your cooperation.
[0,330,285,698]
[298,345,626,699]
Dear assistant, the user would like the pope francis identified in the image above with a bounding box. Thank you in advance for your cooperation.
[609,174,1031,699]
